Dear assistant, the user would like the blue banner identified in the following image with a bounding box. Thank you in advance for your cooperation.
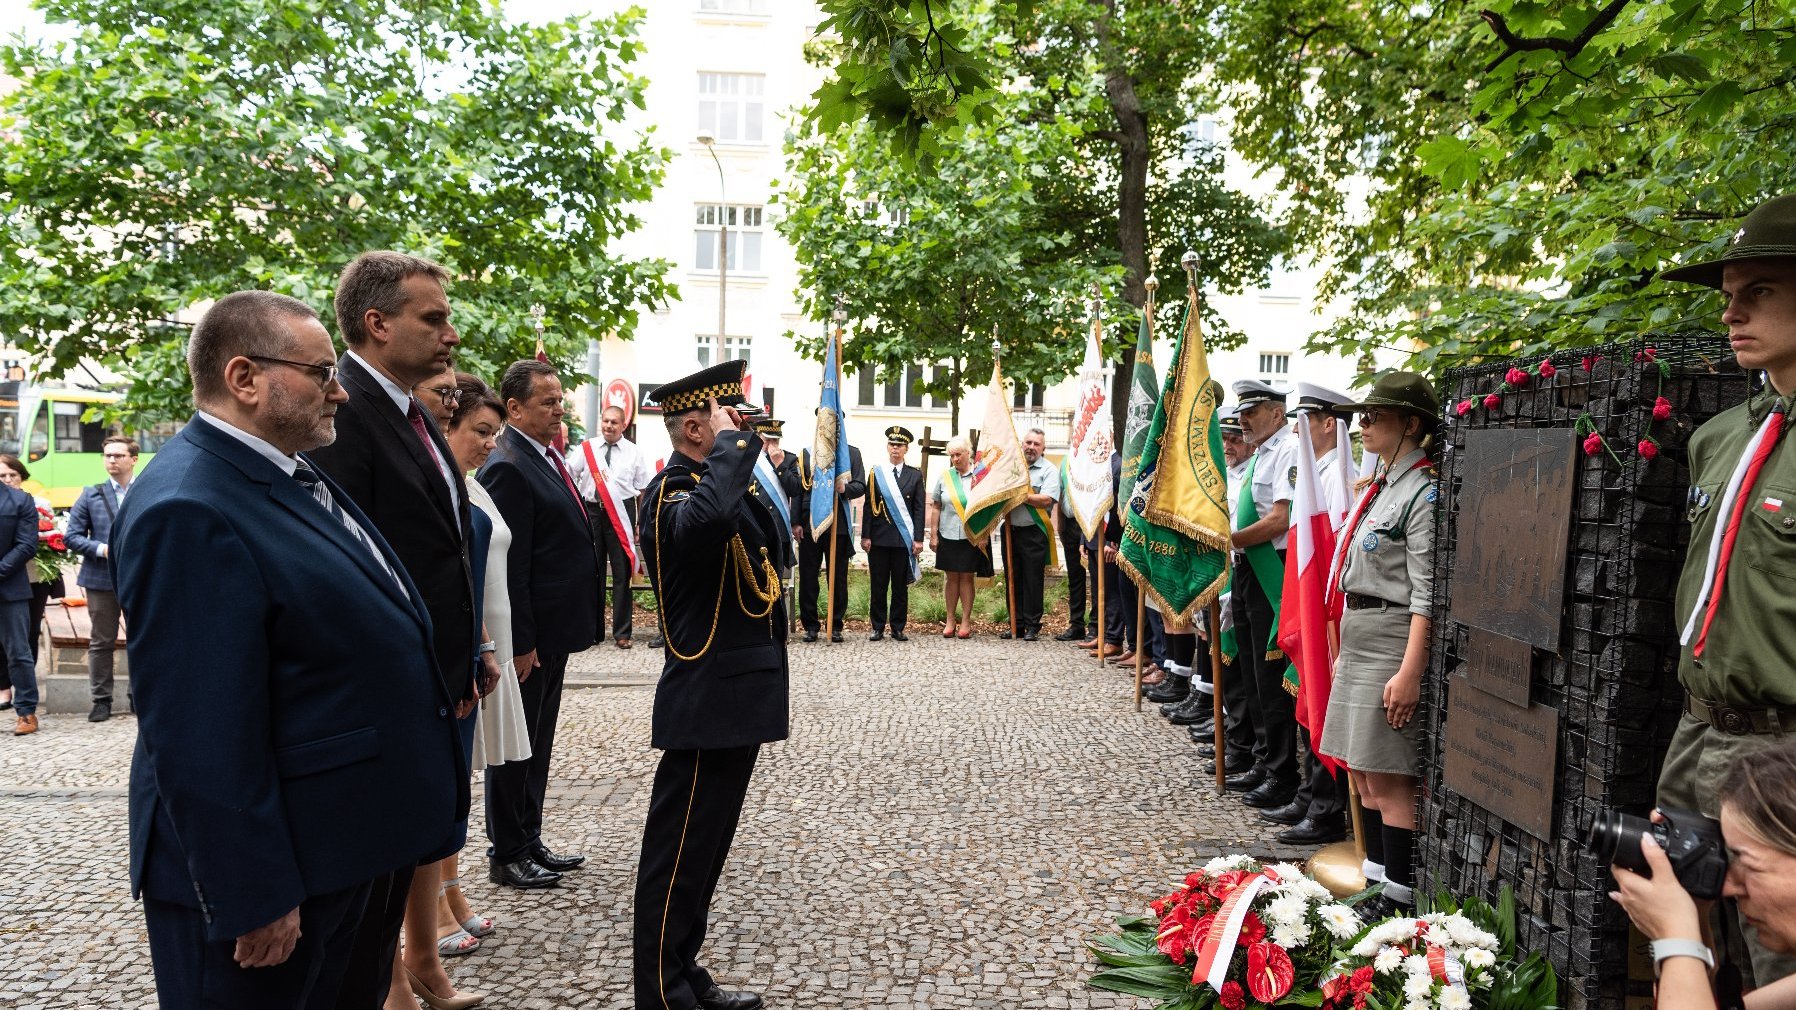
[809,331,851,537]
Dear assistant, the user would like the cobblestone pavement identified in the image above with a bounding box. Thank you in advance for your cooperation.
[2,634,1313,1009]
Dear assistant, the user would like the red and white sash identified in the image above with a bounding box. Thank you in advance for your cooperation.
[583,442,638,574]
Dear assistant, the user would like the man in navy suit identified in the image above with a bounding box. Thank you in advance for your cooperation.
[478,359,601,888]
[65,434,139,722]
[114,290,462,1009]
[0,472,38,736]
[307,250,481,996]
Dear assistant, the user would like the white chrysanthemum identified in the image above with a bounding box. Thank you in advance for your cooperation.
[1403,970,1434,1000]
[1404,998,1431,1010]
[1299,879,1337,903]
[1202,854,1259,874]
[1267,895,1309,928]
[1437,986,1472,1010]
[1320,904,1361,939]
[1469,969,1490,987]
[1269,861,1306,882]
[1271,922,1312,949]
[1375,946,1405,973]
[1404,954,1432,979]
[1424,925,1452,949]
[1462,947,1496,970]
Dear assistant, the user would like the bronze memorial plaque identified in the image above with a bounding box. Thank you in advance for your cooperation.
[1463,627,1533,707]
[1447,428,1579,650]
[1443,677,1559,840]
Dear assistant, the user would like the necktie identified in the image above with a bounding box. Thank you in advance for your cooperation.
[406,398,444,468]
[293,457,402,590]
[605,442,615,467]
[1689,403,1790,658]
[548,449,589,520]
[893,465,901,485]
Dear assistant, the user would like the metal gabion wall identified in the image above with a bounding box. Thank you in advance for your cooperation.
[1418,333,1753,1010]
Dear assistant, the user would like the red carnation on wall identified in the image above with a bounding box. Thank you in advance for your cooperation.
[1638,439,1660,460]
[1456,399,1474,417]
[1538,359,1557,378]
[1583,433,1604,456]
[1653,396,1672,421]
[1483,393,1501,410]
[1505,366,1529,387]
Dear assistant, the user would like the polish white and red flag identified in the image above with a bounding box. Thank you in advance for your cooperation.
[1277,382,1356,775]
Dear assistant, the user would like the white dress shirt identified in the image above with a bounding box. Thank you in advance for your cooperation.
[565,435,653,503]
[344,349,461,511]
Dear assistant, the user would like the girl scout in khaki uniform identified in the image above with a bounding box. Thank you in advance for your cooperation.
[1319,371,1441,919]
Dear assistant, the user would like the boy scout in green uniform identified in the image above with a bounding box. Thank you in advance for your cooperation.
[1657,193,1796,985]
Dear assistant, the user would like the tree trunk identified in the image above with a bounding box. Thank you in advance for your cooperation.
[950,355,963,432]
[1098,0,1151,443]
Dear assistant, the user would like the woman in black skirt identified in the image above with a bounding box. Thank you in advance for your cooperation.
[928,437,993,638]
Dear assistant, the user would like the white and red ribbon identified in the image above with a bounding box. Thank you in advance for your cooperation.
[1192,869,1282,992]
[1426,943,1466,990]
[583,441,638,574]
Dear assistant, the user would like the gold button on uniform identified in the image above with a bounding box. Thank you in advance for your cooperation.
[736,439,747,449]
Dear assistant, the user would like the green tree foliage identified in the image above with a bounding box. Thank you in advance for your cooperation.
[775,105,1114,431]
[0,0,673,424]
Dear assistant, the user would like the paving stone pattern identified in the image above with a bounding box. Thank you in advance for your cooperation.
[1,635,1308,1008]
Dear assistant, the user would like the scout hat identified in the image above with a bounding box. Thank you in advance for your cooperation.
[1337,371,1441,431]
[1291,381,1354,419]
[651,359,759,416]
[1231,378,1286,409]
[1660,194,1796,289]
[753,418,785,439]
[885,425,915,445]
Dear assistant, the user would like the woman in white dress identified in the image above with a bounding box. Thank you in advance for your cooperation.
[434,375,533,966]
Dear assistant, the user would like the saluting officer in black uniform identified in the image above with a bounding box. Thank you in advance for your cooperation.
[634,360,788,1010]
[861,426,926,641]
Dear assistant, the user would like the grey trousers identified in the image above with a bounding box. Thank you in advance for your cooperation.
[87,588,121,704]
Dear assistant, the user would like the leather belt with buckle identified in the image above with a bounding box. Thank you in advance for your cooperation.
[1344,592,1398,611]
[1686,695,1796,736]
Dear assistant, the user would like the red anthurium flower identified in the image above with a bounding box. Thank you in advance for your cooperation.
[1218,980,1246,1010]
[1206,870,1254,901]
[1538,359,1557,378]
[1582,433,1604,456]
[1653,396,1672,421]
[1246,942,1296,1003]
[1483,393,1501,410]
[1638,439,1660,460]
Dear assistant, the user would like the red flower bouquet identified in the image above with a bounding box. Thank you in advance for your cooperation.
[33,506,69,583]
[1092,856,1363,1008]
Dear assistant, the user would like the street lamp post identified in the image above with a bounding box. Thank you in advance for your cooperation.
[698,133,727,359]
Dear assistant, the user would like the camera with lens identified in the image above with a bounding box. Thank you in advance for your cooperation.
[1587,806,1730,900]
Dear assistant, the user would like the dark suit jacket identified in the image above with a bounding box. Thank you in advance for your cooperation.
[307,354,478,701]
[641,436,790,750]
[863,462,925,549]
[0,484,34,603]
[116,419,463,943]
[790,445,866,553]
[66,481,121,591]
[477,426,600,659]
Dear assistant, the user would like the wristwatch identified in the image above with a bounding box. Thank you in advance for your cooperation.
[1650,938,1715,977]
[478,641,497,655]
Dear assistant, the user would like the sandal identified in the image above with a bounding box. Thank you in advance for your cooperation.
[441,877,494,938]
[957,627,972,639]
[942,625,956,639]
[436,928,481,958]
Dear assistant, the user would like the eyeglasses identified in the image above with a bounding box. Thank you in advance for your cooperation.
[1362,408,1392,426]
[248,356,339,388]
[422,385,463,407]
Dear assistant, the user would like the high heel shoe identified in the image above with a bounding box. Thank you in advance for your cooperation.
[405,967,485,1010]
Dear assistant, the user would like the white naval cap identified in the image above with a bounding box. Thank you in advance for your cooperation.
[1291,381,1353,416]
[1230,378,1287,408]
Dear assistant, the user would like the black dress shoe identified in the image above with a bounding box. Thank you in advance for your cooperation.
[1224,767,1267,792]
[1276,816,1348,845]
[999,630,1014,639]
[88,701,112,723]
[1186,719,1215,740]
[1258,798,1308,826]
[490,858,561,889]
[1354,893,1411,923]
[1195,741,1216,759]
[830,632,844,643]
[530,844,585,872]
[802,630,819,642]
[649,634,666,649]
[1163,692,1205,719]
[869,630,885,641]
[696,986,763,1010]
[1054,627,1086,642]
[891,631,908,642]
[1143,679,1189,704]
[1022,630,1039,641]
[1169,702,1210,726]
[1241,781,1297,809]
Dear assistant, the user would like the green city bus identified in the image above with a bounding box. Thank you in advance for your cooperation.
[0,381,176,509]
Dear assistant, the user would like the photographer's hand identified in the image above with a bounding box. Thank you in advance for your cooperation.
[1610,834,1705,943]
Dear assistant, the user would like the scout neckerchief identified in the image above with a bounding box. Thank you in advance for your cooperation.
[582,441,637,574]
[1324,452,1434,613]
[872,463,920,584]
[1234,452,1288,669]
[1682,399,1792,657]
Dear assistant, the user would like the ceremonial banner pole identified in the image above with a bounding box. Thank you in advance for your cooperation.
[1095,519,1106,669]
[1133,594,1145,711]
[995,336,1020,641]
[825,299,846,642]
[1210,600,1227,793]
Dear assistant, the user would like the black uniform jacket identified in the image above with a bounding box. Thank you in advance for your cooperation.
[785,445,866,553]
[642,433,792,750]
[863,462,925,549]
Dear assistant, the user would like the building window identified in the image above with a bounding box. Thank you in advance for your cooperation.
[696,335,753,369]
[1180,116,1222,158]
[859,198,910,228]
[699,0,768,12]
[1257,352,1290,377]
[857,362,937,409]
[694,204,764,273]
[1013,382,1045,411]
[697,72,765,144]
